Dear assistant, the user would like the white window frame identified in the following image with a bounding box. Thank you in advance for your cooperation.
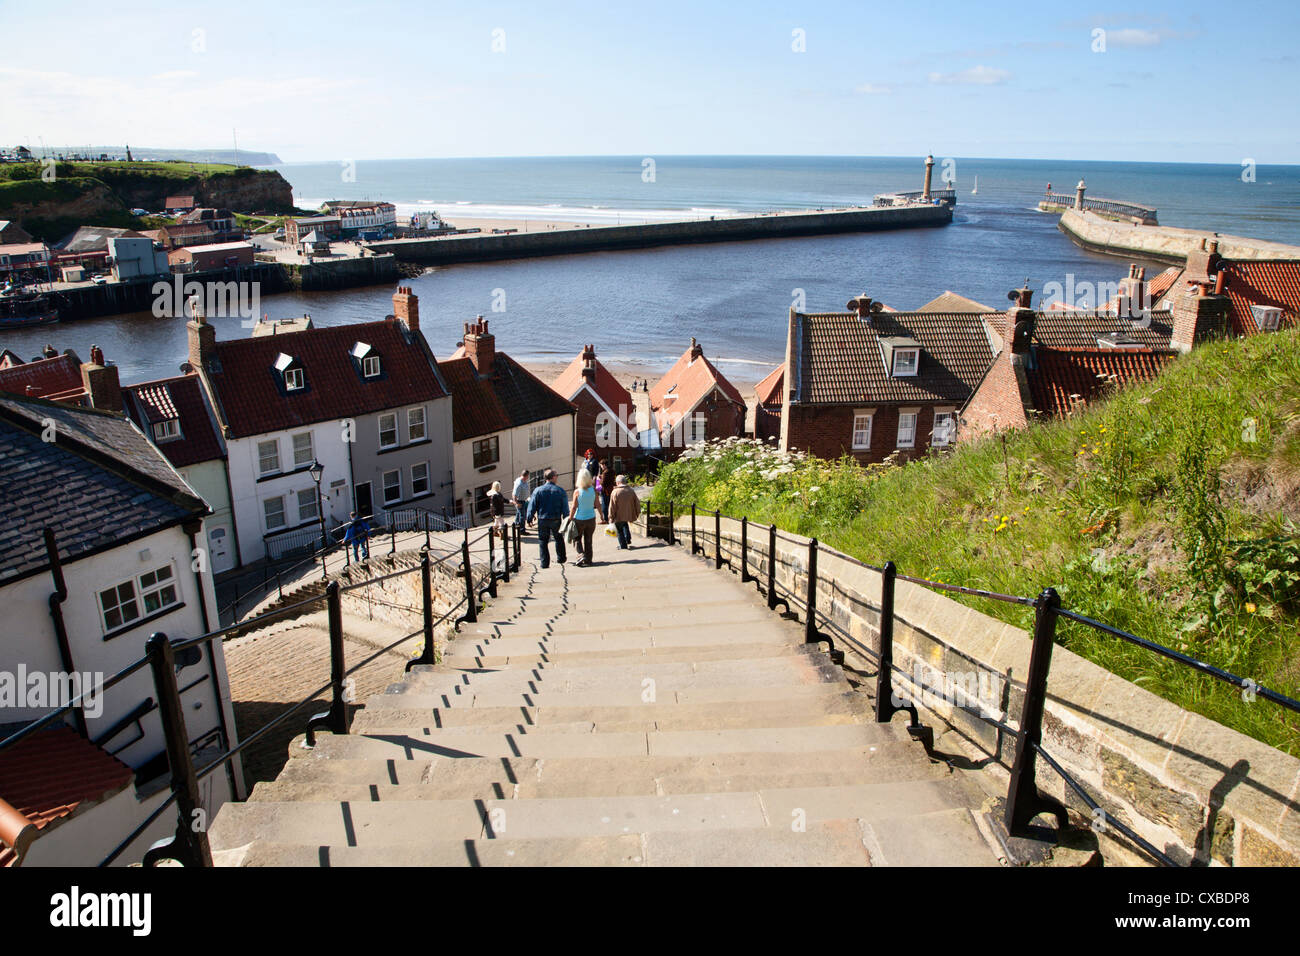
[263,495,286,531]
[687,415,706,446]
[473,435,500,468]
[896,410,918,449]
[892,348,920,377]
[292,431,314,468]
[529,421,553,452]
[297,488,319,523]
[851,412,873,450]
[382,468,402,504]
[408,406,426,443]
[284,367,304,390]
[153,418,181,442]
[362,354,381,378]
[410,461,430,497]
[932,407,957,447]
[379,412,399,449]
[257,439,280,475]
[98,563,179,634]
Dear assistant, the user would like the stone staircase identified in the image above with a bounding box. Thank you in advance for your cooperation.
[209,529,1001,866]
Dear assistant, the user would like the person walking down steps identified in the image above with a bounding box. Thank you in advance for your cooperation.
[525,469,569,569]
[343,511,371,562]
[570,468,600,567]
[511,469,530,537]
[608,474,641,550]
[487,480,507,541]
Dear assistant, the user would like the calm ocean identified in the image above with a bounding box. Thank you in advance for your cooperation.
[6,156,1298,383]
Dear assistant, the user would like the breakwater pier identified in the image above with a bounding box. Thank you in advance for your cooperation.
[363,203,952,266]
[1058,209,1300,264]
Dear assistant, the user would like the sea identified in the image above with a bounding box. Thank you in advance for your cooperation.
[6,155,1299,385]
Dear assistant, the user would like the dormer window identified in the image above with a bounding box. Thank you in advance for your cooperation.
[274,352,305,391]
[352,341,381,378]
[1251,305,1282,332]
[892,348,919,376]
[153,418,181,442]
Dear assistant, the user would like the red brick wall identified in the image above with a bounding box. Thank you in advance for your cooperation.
[755,404,782,443]
[785,403,951,465]
[960,351,1028,442]
[657,389,745,458]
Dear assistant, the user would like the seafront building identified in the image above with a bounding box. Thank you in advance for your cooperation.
[551,344,638,473]
[0,392,241,866]
[185,289,455,566]
[647,338,746,457]
[438,315,577,516]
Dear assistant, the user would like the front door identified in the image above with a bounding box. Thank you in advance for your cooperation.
[354,482,373,521]
[208,525,235,574]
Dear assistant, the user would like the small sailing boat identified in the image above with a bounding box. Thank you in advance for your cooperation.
[971,176,978,196]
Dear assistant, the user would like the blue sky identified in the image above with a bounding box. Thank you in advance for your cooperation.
[2,0,1297,163]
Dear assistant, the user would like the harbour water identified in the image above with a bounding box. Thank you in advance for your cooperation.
[4,155,1298,385]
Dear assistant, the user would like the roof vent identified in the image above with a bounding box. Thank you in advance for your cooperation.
[1251,304,1283,332]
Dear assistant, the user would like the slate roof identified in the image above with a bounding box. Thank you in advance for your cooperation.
[789,311,997,406]
[649,343,747,421]
[201,319,447,439]
[0,727,134,867]
[1030,310,1174,350]
[1219,260,1300,334]
[122,374,225,468]
[1025,348,1175,417]
[552,351,636,432]
[0,352,86,403]
[0,393,207,583]
[54,226,144,254]
[439,353,575,443]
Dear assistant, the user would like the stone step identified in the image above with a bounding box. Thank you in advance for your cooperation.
[297,722,901,762]
[439,640,810,670]
[350,692,867,734]
[444,624,797,657]
[218,820,873,867]
[457,603,780,635]
[370,680,857,711]
[209,779,969,851]
[859,807,1000,867]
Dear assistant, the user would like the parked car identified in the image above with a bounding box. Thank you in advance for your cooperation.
[90,274,109,285]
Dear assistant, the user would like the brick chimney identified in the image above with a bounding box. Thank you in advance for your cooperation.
[581,343,596,384]
[846,294,876,324]
[1005,283,1036,356]
[1170,282,1230,353]
[689,337,703,362]
[393,285,419,332]
[1184,238,1222,282]
[1117,264,1147,319]
[80,344,122,412]
[187,307,217,373]
[464,315,495,376]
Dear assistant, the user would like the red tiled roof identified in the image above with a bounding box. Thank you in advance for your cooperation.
[1220,260,1300,334]
[1101,266,1183,311]
[123,373,225,468]
[439,353,575,442]
[0,727,133,866]
[754,365,784,406]
[203,319,447,438]
[552,351,635,432]
[0,352,86,403]
[790,311,996,406]
[1026,348,1175,417]
[649,343,746,423]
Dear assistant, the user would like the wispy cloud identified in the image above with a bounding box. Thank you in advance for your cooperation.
[928,65,1011,86]
[854,83,893,95]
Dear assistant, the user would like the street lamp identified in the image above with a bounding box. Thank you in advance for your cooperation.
[309,459,327,577]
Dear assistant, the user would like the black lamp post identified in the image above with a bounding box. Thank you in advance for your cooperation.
[309,459,327,577]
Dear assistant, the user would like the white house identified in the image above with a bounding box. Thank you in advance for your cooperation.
[0,393,240,867]
[438,317,577,519]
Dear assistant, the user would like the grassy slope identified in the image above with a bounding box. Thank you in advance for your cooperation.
[650,330,1300,754]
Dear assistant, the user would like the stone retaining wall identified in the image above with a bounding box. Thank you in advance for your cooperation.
[650,512,1300,866]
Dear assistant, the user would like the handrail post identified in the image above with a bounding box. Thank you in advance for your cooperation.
[461,537,477,624]
[513,521,521,572]
[140,632,213,867]
[407,550,436,671]
[389,521,397,556]
[805,538,819,645]
[1005,587,1064,835]
[740,517,751,582]
[714,510,722,569]
[691,503,698,555]
[668,501,675,545]
[500,525,510,584]
[486,529,498,598]
[766,524,781,610]
[424,511,430,550]
[874,562,898,722]
[306,581,349,745]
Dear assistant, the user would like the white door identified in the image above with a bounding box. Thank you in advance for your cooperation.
[208,525,235,574]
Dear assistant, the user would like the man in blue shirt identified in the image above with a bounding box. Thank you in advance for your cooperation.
[525,469,568,568]
[511,469,531,536]
[343,511,370,562]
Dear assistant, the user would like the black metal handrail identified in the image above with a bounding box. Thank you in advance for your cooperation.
[648,498,1300,867]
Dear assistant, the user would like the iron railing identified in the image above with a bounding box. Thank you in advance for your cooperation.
[646,500,1300,868]
[0,523,519,867]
